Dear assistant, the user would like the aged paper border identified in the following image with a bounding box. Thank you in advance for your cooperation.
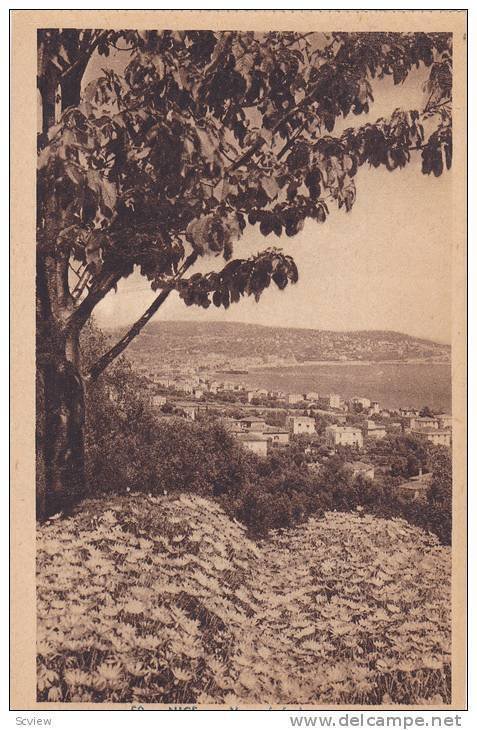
[10,9,467,711]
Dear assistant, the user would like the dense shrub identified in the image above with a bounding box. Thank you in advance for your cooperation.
[226,455,329,536]
[150,418,257,498]
[365,434,431,478]
[397,447,452,545]
[426,448,452,544]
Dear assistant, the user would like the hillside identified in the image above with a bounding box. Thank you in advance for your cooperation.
[111,321,450,370]
[37,494,451,706]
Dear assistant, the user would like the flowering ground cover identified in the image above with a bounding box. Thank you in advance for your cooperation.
[37,494,451,705]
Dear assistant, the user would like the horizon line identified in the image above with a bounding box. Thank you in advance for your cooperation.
[101,319,451,346]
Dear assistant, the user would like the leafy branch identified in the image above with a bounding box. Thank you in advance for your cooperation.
[86,251,199,381]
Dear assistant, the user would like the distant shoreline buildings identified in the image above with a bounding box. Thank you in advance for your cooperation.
[145,369,452,458]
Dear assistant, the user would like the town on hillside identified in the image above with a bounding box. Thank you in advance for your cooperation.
[124,321,451,372]
[131,368,452,503]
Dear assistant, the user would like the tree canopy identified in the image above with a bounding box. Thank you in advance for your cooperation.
[37,30,452,378]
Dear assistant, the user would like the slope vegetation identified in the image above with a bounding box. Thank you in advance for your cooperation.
[37,494,451,706]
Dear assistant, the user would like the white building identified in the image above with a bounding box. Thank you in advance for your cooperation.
[319,393,341,410]
[325,425,363,449]
[437,414,452,430]
[238,417,267,433]
[264,428,290,445]
[412,416,440,431]
[287,393,303,405]
[156,377,173,388]
[236,433,269,456]
[397,471,433,501]
[362,420,386,439]
[305,391,320,401]
[152,394,167,407]
[399,407,420,418]
[287,416,316,435]
[255,388,269,398]
[222,418,243,434]
[351,396,371,410]
[246,390,268,403]
[411,428,451,447]
[175,403,197,421]
[329,393,342,410]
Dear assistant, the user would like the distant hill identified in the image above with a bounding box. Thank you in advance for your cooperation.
[107,321,450,369]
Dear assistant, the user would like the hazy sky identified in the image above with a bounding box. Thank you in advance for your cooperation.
[87,44,452,343]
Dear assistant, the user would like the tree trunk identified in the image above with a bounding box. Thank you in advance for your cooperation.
[45,360,85,515]
[38,69,58,146]
[60,66,84,110]
[36,39,93,520]
[36,251,86,521]
[38,331,85,521]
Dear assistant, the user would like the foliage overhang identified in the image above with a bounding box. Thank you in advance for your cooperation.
[37,29,452,374]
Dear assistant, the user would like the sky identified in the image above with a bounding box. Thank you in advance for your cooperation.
[85,43,452,344]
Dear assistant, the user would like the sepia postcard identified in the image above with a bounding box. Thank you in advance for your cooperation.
[10,9,467,711]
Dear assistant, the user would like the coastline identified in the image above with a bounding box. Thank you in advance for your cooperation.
[209,359,452,412]
[246,359,451,371]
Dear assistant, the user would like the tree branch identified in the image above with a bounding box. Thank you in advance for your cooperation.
[85,251,199,381]
[226,34,441,176]
[66,268,123,332]
[224,68,329,174]
[284,32,315,47]
[59,30,110,84]
[276,119,309,161]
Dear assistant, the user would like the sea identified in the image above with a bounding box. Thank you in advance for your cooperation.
[221,361,452,413]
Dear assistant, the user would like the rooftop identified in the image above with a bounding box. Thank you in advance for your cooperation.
[328,425,362,432]
[411,428,451,435]
[236,433,268,443]
[398,480,430,492]
[346,461,375,471]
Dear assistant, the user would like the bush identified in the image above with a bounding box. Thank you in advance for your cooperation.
[382,447,452,546]
[79,323,159,494]
[150,418,257,498]
[365,433,431,479]
[223,453,330,536]
[412,447,452,545]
